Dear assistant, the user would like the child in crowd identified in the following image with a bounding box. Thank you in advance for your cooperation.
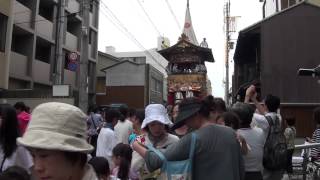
[284,117,296,175]
[88,157,111,180]
[111,143,137,180]
[128,109,145,144]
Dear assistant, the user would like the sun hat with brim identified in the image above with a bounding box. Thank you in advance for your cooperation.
[141,104,173,129]
[17,102,93,153]
[171,100,202,130]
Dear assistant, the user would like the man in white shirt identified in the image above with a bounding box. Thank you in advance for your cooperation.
[245,85,283,180]
[96,109,121,166]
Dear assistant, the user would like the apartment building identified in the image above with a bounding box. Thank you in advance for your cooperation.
[0,0,99,110]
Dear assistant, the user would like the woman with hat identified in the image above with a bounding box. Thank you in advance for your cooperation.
[132,97,245,180]
[17,102,98,180]
[131,104,179,179]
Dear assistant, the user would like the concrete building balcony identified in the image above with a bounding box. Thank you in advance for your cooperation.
[88,44,92,59]
[66,0,80,13]
[89,13,97,28]
[10,51,29,78]
[33,60,51,84]
[65,32,78,51]
[14,1,32,29]
[64,69,76,88]
[36,15,53,40]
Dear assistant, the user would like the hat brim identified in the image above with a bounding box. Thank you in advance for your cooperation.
[141,115,172,129]
[171,107,200,130]
[17,129,94,153]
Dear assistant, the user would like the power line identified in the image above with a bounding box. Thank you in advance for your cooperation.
[100,0,166,69]
[100,4,165,69]
[135,0,161,36]
[164,0,181,30]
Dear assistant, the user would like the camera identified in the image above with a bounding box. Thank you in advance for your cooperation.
[298,65,320,77]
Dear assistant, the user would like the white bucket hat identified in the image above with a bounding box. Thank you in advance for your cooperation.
[141,104,173,129]
[17,102,93,153]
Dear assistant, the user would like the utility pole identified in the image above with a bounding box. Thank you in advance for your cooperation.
[224,0,230,105]
[54,0,65,84]
[223,0,238,105]
[78,0,90,112]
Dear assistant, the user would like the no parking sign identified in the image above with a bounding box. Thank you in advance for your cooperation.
[68,52,78,71]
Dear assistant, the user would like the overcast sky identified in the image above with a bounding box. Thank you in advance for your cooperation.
[98,0,263,98]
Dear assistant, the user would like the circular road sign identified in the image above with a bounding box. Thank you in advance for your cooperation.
[68,62,78,71]
[68,52,78,61]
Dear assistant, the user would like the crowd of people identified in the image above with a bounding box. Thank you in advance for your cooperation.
[1,85,320,180]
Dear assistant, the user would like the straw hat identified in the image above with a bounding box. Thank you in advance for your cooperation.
[17,102,93,153]
[141,104,172,129]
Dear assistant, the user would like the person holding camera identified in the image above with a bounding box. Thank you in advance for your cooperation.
[245,85,285,180]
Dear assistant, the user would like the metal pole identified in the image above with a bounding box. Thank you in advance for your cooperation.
[78,0,89,112]
[225,0,230,105]
[54,0,65,84]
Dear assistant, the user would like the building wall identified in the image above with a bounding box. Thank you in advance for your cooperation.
[96,86,145,109]
[0,0,14,89]
[111,50,168,101]
[264,0,303,18]
[281,105,319,137]
[148,64,164,104]
[97,52,119,77]
[260,4,320,103]
[106,62,146,86]
[96,52,120,94]
[264,0,278,17]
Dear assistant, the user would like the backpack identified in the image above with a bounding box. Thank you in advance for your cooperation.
[263,115,288,170]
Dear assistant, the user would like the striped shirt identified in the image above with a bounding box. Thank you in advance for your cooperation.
[311,128,320,160]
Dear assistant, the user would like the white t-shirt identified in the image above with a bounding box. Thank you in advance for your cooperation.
[96,127,118,166]
[251,112,282,139]
[237,127,266,172]
[0,145,33,173]
[114,119,133,144]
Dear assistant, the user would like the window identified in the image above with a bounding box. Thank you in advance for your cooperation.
[151,77,162,94]
[0,13,8,52]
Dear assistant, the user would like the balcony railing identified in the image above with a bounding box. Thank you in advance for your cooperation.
[10,51,28,77]
[14,2,32,29]
[65,32,78,51]
[33,60,50,84]
[66,0,80,13]
[36,15,53,40]
[89,13,98,28]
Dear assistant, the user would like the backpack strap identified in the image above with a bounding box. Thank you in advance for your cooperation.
[264,115,274,127]
[189,133,197,159]
[0,155,7,172]
[147,144,167,163]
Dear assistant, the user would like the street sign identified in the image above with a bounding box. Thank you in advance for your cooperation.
[53,85,70,97]
[68,52,78,61]
[68,62,78,71]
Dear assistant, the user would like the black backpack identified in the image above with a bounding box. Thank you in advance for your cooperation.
[263,115,288,170]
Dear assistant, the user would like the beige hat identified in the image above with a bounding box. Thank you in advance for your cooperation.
[17,102,93,153]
